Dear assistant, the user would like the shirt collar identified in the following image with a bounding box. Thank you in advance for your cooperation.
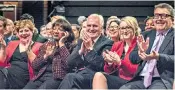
[93,35,101,43]
[156,29,170,36]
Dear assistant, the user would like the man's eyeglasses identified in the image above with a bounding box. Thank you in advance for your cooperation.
[154,13,172,19]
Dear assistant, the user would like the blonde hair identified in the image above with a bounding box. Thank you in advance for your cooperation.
[15,20,35,32]
[121,16,140,36]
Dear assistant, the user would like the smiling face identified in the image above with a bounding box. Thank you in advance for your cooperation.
[18,27,33,43]
[153,8,173,31]
[145,18,155,31]
[52,25,65,41]
[108,21,119,38]
[86,15,102,40]
[119,21,135,41]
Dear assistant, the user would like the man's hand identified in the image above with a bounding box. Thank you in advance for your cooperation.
[137,35,149,53]
[138,50,159,61]
[79,42,87,55]
[82,31,93,51]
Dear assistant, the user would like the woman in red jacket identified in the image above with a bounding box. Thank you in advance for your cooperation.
[93,16,140,89]
[0,20,42,89]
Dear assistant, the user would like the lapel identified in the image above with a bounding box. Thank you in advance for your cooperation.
[146,30,156,54]
[6,41,20,63]
[32,42,43,56]
[93,35,105,52]
[140,30,156,70]
[158,28,174,53]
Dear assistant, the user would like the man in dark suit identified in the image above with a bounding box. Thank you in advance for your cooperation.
[4,18,18,45]
[58,14,113,89]
[120,3,174,89]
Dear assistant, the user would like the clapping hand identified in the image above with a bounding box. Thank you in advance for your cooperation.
[82,31,93,50]
[137,35,159,61]
[137,35,149,53]
[44,42,55,59]
[138,50,159,61]
[79,31,94,55]
[103,50,121,64]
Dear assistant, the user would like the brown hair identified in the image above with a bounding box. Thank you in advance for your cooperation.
[0,16,7,28]
[155,3,174,17]
[15,20,35,32]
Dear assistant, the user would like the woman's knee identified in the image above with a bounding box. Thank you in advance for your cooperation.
[93,72,106,81]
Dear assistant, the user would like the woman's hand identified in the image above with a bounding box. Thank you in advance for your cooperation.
[44,42,55,59]
[59,31,69,47]
[103,50,121,65]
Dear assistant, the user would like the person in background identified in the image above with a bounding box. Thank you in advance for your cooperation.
[93,16,139,89]
[107,19,121,42]
[4,18,18,44]
[13,20,19,36]
[0,16,7,46]
[50,15,66,24]
[71,24,80,45]
[79,19,87,39]
[144,16,155,31]
[40,25,48,38]
[0,20,43,89]
[77,16,86,26]
[105,16,120,38]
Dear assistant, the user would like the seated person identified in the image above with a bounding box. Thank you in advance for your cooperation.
[23,18,75,89]
[93,16,139,89]
[0,20,42,89]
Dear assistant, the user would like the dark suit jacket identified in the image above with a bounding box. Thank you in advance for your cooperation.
[4,35,18,45]
[129,28,174,89]
[32,41,70,81]
[67,35,114,72]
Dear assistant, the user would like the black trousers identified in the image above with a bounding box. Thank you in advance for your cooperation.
[23,73,62,89]
[0,68,9,89]
[58,68,96,89]
[119,76,167,89]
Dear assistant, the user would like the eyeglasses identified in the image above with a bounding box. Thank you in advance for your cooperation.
[119,26,132,30]
[154,13,172,19]
[109,26,119,29]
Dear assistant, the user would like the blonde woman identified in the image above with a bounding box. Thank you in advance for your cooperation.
[93,16,140,89]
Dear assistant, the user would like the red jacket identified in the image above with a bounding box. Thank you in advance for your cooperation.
[104,37,138,80]
[0,41,43,79]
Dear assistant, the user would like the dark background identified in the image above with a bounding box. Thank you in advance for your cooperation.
[21,1,174,31]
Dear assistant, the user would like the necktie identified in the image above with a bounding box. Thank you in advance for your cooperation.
[144,33,164,88]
